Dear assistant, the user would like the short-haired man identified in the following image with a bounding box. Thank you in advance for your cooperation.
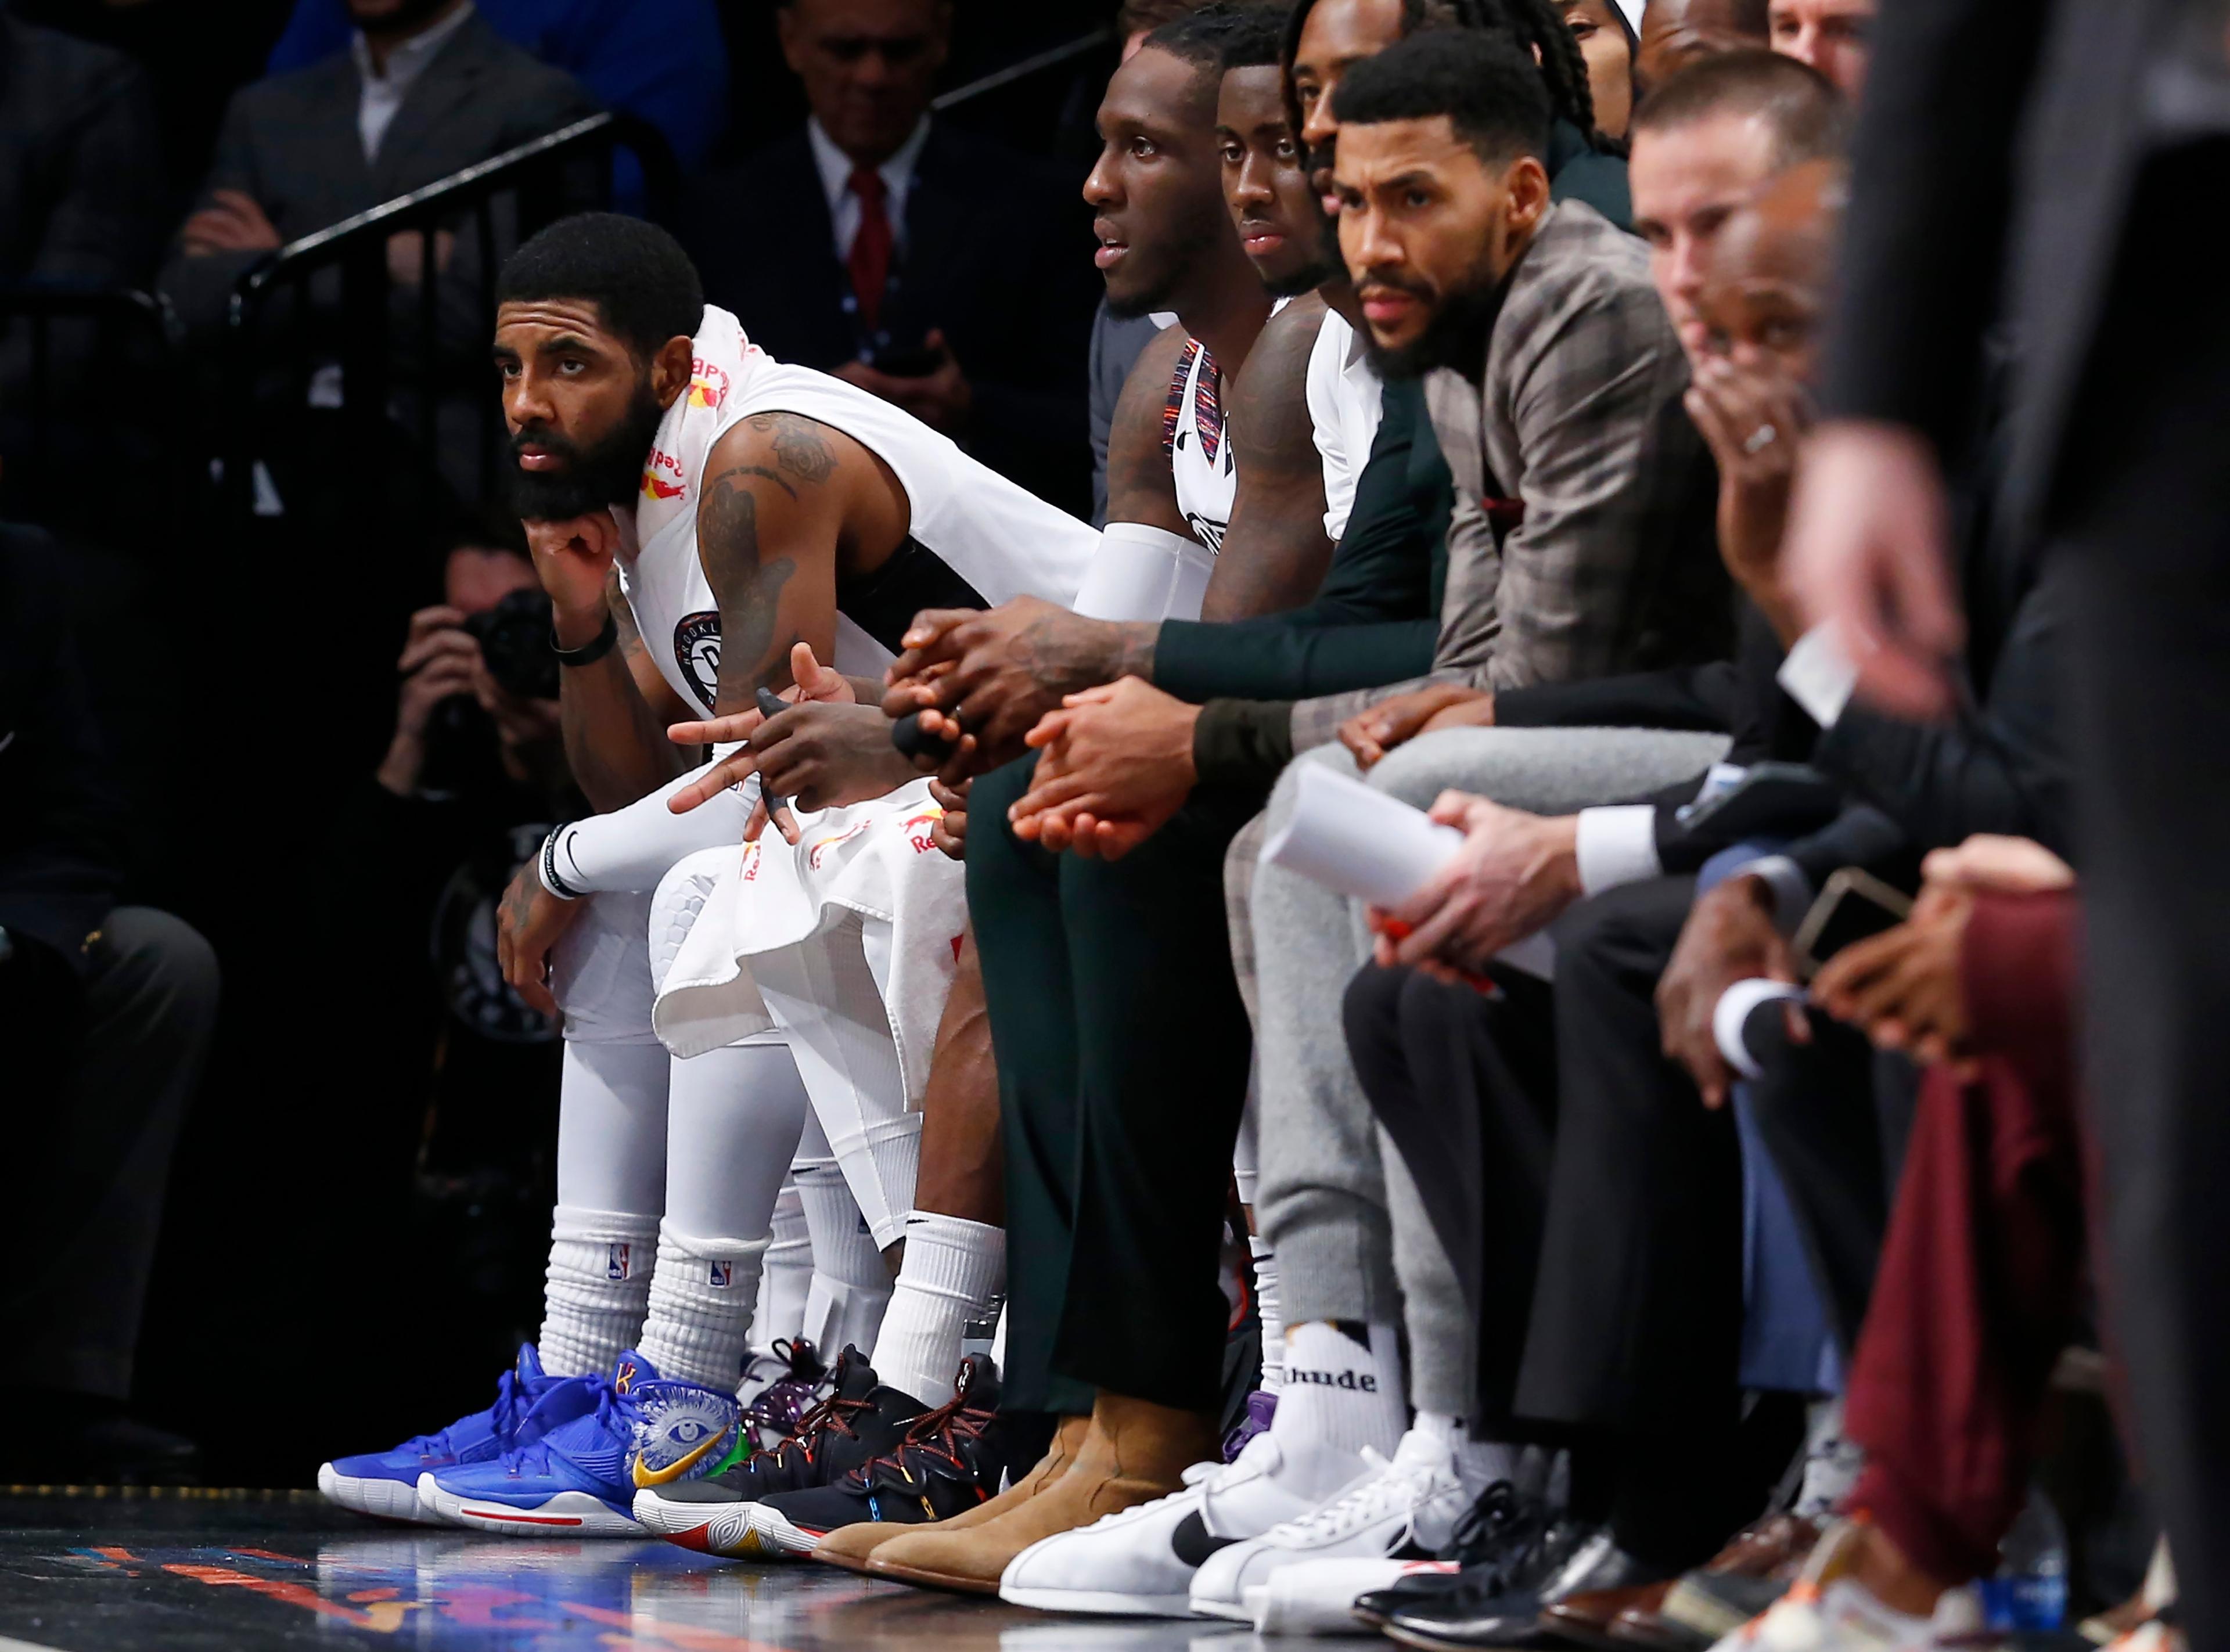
[1629,49,1848,350]
[317,213,1102,1537]
[1765,0,1871,98]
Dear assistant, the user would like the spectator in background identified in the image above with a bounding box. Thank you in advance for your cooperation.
[262,0,731,171]
[1634,0,1768,98]
[1765,0,1868,99]
[0,11,164,289]
[681,0,1100,517]
[0,9,166,496]
[0,517,214,1485]
[159,0,598,340]
[340,525,577,1219]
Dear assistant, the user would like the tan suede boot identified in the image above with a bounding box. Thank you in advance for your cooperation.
[811,1414,1090,1575]
[865,1392,1218,1595]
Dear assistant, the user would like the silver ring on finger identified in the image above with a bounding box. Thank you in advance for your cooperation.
[1743,423,1778,455]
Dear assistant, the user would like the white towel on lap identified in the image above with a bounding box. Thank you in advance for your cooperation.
[653,777,965,1112]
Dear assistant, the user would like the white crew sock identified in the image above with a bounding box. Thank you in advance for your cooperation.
[796,1164,892,1360]
[754,1178,812,1352]
[1796,1395,1864,1517]
[870,1211,1006,1406]
[1273,1320,1407,1462]
[1250,1235,1285,1392]
[1412,1410,1519,1499]
[634,1220,768,1392]
[541,1205,658,1378]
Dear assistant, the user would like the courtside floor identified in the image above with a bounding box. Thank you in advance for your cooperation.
[0,1491,1270,1651]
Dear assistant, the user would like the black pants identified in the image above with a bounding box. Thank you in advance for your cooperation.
[2047,139,2230,1649]
[0,909,216,1400]
[966,754,1257,1416]
[1347,879,1771,1567]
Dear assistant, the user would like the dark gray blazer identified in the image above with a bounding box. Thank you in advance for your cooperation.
[158,9,599,338]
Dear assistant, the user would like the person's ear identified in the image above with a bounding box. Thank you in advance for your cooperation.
[650,335,694,409]
[1503,154,1553,247]
[929,0,954,69]
[775,3,804,74]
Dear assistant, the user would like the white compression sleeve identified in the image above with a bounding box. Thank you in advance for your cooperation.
[1074,521,1217,622]
[545,759,753,898]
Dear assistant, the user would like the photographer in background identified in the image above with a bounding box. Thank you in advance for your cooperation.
[0,516,213,1485]
[335,521,581,1331]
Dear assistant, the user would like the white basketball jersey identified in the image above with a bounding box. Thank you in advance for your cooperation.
[1164,336,1234,556]
[616,305,1100,713]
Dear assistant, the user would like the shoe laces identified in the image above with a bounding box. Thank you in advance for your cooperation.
[409,1366,523,1457]
[743,1338,828,1442]
[863,1364,995,1490]
[1274,1444,1446,1543]
[498,1374,639,1471]
[746,1380,873,1475]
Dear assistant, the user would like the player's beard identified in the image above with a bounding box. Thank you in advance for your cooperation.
[505,379,666,521]
[1359,247,1506,381]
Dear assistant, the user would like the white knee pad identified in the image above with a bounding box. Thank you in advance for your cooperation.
[551,889,660,1046]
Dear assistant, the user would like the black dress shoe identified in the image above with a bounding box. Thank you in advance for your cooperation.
[1353,1481,1559,1626]
[1347,1498,1596,1632]
[1383,1528,1676,1650]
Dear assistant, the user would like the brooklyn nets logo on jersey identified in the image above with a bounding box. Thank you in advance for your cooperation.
[674,611,721,711]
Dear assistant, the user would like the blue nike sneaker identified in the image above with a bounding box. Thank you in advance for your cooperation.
[417,1349,738,1536]
[316,1343,597,1523]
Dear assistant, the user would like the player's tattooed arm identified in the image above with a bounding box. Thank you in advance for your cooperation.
[1207,296,1336,622]
[696,421,844,718]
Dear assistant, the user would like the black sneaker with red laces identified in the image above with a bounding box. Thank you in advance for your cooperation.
[743,1354,1006,1557]
[630,1345,926,1556]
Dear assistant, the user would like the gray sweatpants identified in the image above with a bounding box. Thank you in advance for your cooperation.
[1231,727,1729,1415]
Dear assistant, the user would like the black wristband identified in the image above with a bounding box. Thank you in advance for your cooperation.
[552,611,619,668]
[541,826,585,901]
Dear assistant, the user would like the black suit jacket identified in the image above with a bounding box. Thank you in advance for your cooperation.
[158,10,599,340]
[680,121,1099,514]
[0,521,124,980]
[1822,0,2164,539]
[0,13,163,289]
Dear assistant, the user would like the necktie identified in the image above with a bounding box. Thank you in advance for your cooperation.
[847,166,893,337]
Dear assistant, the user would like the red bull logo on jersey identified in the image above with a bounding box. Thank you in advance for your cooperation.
[641,445,687,501]
[687,359,729,409]
[901,805,945,854]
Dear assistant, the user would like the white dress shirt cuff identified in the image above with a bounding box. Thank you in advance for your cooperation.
[1778,624,1861,729]
[1728,854,1813,935]
[1714,978,1807,1080]
[1574,805,1662,897]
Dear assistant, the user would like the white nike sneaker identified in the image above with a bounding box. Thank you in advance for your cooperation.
[1186,1423,1468,1621]
[997,1429,1363,1617]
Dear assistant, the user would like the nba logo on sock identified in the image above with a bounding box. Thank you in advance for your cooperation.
[708,1259,733,1288]
[606,1243,632,1280]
